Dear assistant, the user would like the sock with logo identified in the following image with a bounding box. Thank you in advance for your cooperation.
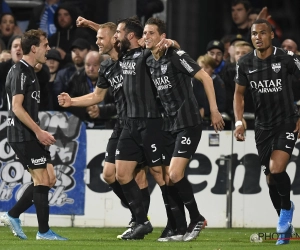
[271,172,291,210]
[121,179,148,224]
[33,185,50,233]
[141,187,150,215]
[109,180,136,221]
[9,183,34,218]
[267,182,281,216]
[160,185,177,230]
[174,177,203,223]
[167,185,187,234]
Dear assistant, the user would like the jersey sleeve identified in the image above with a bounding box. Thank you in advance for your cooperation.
[10,70,31,96]
[96,65,110,89]
[234,61,248,86]
[170,50,201,77]
[286,52,300,79]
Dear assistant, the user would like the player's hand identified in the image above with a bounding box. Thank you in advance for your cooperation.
[257,7,271,20]
[58,92,71,107]
[54,47,66,60]
[76,16,89,27]
[138,38,145,48]
[36,130,56,146]
[294,118,300,138]
[234,125,246,141]
[210,111,225,132]
[156,38,173,52]
[86,105,99,118]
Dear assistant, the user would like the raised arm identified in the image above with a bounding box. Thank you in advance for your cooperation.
[58,87,108,108]
[76,16,101,32]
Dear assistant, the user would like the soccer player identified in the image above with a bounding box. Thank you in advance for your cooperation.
[2,29,67,240]
[143,17,224,241]
[234,19,300,245]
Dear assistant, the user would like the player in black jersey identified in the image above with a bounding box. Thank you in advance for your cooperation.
[234,19,300,245]
[143,17,224,242]
[2,29,67,240]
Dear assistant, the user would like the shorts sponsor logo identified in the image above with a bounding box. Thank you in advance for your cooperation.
[286,145,292,149]
[115,149,120,155]
[178,150,187,154]
[31,156,47,165]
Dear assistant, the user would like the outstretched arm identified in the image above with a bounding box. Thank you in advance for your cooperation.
[58,87,108,108]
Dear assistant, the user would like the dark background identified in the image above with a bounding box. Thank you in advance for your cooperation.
[7,0,300,60]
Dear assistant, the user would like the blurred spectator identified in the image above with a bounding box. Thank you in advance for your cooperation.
[52,37,90,110]
[221,34,234,62]
[0,0,11,14]
[34,63,52,111]
[247,8,260,28]
[46,48,62,110]
[234,40,252,62]
[46,48,62,82]
[0,13,22,49]
[27,0,61,38]
[0,49,10,62]
[48,3,95,67]
[230,0,252,40]
[281,38,300,105]
[0,35,22,110]
[281,39,298,55]
[66,51,116,128]
[228,34,245,63]
[136,0,164,22]
[206,40,226,78]
[193,54,226,118]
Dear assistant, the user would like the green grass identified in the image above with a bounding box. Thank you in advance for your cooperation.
[0,227,299,250]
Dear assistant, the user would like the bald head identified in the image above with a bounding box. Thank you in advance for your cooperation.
[281,39,298,53]
[85,51,101,81]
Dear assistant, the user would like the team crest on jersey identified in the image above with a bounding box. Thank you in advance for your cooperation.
[271,63,281,73]
[133,52,141,58]
[161,64,167,74]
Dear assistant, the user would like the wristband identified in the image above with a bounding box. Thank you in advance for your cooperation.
[235,120,243,128]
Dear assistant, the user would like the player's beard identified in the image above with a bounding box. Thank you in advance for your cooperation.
[119,37,130,53]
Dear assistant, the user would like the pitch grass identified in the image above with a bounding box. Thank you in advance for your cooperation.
[0,227,299,250]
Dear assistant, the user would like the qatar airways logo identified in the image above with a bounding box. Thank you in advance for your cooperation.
[119,61,136,75]
[31,156,47,165]
[249,79,282,93]
[153,76,172,91]
[108,74,123,91]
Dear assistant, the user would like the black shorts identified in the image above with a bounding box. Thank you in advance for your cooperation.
[255,122,297,175]
[162,124,202,166]
[105,126,122,164]
[116,118,163,167]
[9,141,51,170]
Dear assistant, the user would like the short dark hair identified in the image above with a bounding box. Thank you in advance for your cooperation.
[231,0,252,11]
[251,19,273,32]
[21,29,47,55]
[0,12,17,25]
[117,16,143,39]
[145,17,166,35]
